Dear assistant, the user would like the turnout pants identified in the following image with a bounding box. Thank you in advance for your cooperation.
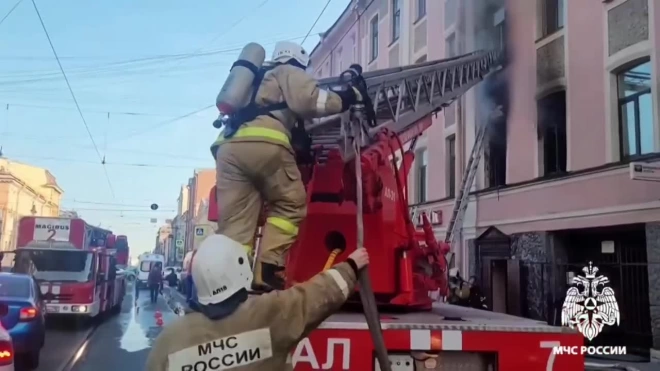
[215,141,306,286]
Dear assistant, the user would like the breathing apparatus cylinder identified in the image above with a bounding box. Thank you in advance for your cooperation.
[215,43,266,116]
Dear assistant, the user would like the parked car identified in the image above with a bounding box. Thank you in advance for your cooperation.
[0,323,14,371]
[0,273,45,369]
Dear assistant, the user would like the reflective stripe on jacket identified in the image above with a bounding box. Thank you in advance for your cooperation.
[145,262,358,371]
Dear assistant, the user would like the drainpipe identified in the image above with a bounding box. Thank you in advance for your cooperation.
[9,182,26,251]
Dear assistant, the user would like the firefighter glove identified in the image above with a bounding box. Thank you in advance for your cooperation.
[336,86,363,111]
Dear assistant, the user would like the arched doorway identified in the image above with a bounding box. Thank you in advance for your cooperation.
[475,227,522,315]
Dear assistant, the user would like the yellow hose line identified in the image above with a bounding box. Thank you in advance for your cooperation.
[323,249,342,271]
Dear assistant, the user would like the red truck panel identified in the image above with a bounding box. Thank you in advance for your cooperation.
[292,327,584,370]
[17,217,86,249]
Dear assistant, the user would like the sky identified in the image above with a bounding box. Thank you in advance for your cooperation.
[0,0,350,256]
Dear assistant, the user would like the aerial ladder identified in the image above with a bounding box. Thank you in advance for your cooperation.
[208,50,585,371]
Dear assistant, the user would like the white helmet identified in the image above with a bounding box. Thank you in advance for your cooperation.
[272,41,309,68]
[192,234,253,305]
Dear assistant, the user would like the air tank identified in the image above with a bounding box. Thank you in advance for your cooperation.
[215,42,266,115]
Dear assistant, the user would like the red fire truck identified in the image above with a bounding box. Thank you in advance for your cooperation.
[208,50,585,370]
[113,235,130,268]
[13,216,126,319]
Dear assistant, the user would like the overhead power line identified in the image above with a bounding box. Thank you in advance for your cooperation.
[10,154,208,169]
[163,0,272,74]
[0,0,23,28]
[0,102,191,117]
[67,200,176,208]
[119,104,215,141]
[30,0,116,198]
[302,0,333,44]
[70,207,176,213]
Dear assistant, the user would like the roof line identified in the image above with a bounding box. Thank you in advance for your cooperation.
[309,0,355,57]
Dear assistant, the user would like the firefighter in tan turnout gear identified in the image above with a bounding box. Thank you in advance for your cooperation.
[210,41,362,291]
[145,234,369,371]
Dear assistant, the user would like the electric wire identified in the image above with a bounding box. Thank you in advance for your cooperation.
[0,102,195,117]
[9,154,208,169]
[69,207,176,213]
[309,0,373,69]
[68,200,176,208]
[30,0,116,198]
[0,32,308,87]
[0,0,23,28]
[119,104,215,141]
[4,135,210,161]
[0,33,317,95]
[149,0,271,75]
[302,0,333,44]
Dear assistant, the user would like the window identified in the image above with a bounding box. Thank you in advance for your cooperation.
[445,0,457,28]
[140,261,153,272]
[370,15,379,61]
[494,9,507,51]
[15,250,94,283]
[540,0,564,37]
[0,276,30,298]
[336,49,343,74]
[392,0,401,42]
[417,0,426,21]
[417,149,428,203]
[446,33,456,58]
[486,118,507,188]
[538,91,567,174]
[447,136,456,197]
[617,60,653,158]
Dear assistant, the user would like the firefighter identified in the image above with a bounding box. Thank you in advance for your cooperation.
[211,41,362,291]
[145,234,368,371]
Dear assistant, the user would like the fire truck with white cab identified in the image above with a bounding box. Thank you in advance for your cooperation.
[12,216,126,319]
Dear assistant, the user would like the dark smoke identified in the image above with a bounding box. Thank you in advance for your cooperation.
[464,0,510,145]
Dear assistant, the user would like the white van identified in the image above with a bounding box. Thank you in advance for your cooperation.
[136,253,165,289]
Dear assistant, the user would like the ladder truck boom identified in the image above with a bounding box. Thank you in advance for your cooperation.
[307,50,500,163]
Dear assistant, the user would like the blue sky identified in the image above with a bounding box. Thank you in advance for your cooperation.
[0,0,349,256]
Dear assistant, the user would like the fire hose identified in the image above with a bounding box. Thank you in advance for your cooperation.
[339,64,392,371]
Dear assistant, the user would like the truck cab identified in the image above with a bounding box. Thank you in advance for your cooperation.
[12,217,125,319]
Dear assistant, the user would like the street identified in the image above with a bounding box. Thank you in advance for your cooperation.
[28,283,179,371]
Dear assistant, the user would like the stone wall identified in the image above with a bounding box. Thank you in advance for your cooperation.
[510,232,549,321]
[645,222,660,350]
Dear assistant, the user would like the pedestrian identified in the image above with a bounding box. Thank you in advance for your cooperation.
[148,264,162,304]
[211,40,363,291]
[145,234,369,371]
[182,251,194,302]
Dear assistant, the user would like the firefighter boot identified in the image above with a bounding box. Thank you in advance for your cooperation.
[251,262,285,293]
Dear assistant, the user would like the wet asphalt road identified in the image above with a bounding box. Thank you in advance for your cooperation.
[65,285,179,371]
[31,319,93,371]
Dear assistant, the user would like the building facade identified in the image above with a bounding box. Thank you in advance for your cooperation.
[184,169,215,254]
[310,0,660,351]
[0,158,63,252]
[171,185,189,265]
[154,221,172,260]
